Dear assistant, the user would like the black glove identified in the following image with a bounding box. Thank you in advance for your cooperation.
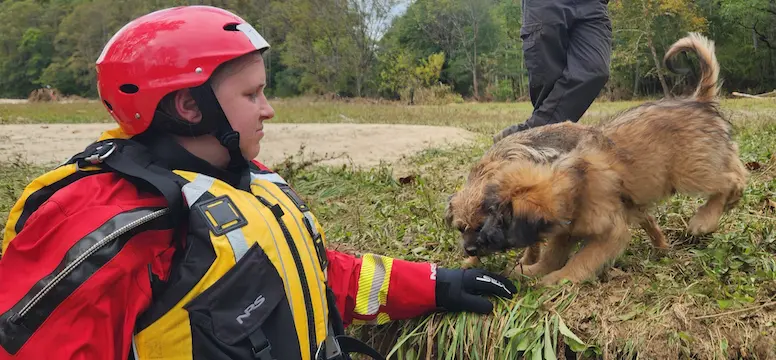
[435,268,518,314]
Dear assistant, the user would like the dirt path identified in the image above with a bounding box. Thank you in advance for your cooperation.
[0,123,477,168]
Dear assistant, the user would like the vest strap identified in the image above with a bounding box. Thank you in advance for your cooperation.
[248,328,276,360]
[321,287,385,360]
[329,335,386,360]
[71,139,187,228]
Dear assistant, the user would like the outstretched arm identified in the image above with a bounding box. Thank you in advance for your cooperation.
[325,249,517,327]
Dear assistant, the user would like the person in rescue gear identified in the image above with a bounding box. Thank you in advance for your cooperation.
[0,5,517,360]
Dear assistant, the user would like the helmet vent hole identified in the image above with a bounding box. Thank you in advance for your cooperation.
[119,84,139,94]
[103,100,113,111]
[223,23,239,31]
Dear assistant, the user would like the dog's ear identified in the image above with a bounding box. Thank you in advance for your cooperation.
[482,165,536,215]
[443,194,455,227]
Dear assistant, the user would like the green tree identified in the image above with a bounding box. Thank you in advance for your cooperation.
[609,0,708,98]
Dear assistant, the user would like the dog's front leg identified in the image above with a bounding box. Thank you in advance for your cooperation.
[640,213,670,249]
[519,243,542,266]
[510,234,575,279]
[539,221,631,286]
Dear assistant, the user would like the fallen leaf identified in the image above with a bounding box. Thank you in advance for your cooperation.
[717,299,734,309]
[672,303,689,329]
[608,267,628,280]
[746,161,761,171]
[613,309,642,322]
[399,175,416,185]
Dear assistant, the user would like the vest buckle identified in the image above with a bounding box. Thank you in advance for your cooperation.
[84,142,116,164]
[252,345,273,360]
[324,334,344,360]
[248,330,275,360]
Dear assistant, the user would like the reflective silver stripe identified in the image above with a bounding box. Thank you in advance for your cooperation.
[366,254,388,315]
[181,174,216,207]
[131,337,139,360]
[303,212,320,239]
[226,227,249,262]
[250,172,287,185]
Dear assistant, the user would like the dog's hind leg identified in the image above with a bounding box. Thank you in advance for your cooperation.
[687,170,746,236]
[538,219,631,286]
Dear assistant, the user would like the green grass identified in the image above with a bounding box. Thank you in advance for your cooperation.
[1,98,776,359]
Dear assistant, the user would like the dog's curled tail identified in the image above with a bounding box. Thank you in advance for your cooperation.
[664,32,721,103]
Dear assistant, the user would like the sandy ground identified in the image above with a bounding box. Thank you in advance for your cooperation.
[0,123,477,168]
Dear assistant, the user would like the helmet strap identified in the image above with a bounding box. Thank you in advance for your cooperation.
[188,80,248,172]
[149,109,213,137]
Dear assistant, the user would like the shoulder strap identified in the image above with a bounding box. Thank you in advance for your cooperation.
[69,139,189,228]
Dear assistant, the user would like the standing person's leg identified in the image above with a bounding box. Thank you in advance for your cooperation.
[522,0,572,117]
[493,0,572,142]
[494,0,612,143]
[532,0,612,126]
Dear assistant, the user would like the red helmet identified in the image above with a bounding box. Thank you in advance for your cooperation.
[96,5,270,135]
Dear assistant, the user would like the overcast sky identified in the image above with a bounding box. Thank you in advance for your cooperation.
[372,0,409,40]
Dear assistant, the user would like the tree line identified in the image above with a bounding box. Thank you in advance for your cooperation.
[0,0,774,103]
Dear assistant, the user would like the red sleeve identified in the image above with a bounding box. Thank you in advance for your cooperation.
[251,159,271,171]
[0,174,176,360]
[325,249,439,327]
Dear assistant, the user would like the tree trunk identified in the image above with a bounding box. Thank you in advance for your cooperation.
[472,46,479,100]
[633,61,640,97]
[648,34,670,98]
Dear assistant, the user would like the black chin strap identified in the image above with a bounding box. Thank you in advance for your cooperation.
[187,80,248,172]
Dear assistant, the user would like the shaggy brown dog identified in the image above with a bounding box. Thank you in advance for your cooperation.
[445,33,749,286]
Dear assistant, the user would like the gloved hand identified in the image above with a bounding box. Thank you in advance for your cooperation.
[435,267,518,314]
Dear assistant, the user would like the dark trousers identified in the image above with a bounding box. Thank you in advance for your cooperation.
[494,0,612,142]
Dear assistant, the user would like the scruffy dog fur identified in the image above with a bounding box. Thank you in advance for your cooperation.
[445,33,749,286]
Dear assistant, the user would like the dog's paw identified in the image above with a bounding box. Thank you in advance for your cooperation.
[652,236,671,249]
[461,256,481,269]
[519,251,539,266]
[537,272,576,287]
[510,263,548,278]
[538,274,561,287]
[687,216,719,236]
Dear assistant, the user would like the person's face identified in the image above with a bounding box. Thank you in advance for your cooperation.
[213,55,275,160]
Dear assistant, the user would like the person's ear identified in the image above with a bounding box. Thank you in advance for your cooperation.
[174,89,202,124]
